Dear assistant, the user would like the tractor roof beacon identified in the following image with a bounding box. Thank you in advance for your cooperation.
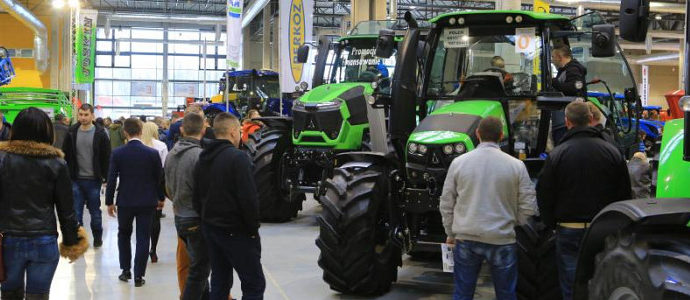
[315,7,668,298]
[245,20,408,222]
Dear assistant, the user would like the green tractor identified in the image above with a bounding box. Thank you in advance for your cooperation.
[0,87,73,123]
[246,20,405,222]
[316,9,650,298]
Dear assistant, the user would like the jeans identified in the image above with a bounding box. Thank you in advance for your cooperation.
[555,227,585,300]
[1,236,59,295]
[72,179,103,241]
[117,206,155,278]
[453,240,517,300]
[202,224,265,300]
[176,217,210,300]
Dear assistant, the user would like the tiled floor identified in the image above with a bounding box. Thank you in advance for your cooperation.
[49,196,497,299]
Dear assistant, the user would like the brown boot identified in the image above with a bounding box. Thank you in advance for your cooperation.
[24,294,49,300]
[1,290,23,300]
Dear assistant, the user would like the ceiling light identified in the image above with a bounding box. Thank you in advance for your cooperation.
[655,15,662,20]
[52,0,65,9]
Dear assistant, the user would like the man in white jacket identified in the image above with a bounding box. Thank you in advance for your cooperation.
[440,116,538,300]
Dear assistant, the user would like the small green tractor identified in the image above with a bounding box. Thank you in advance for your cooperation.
[246,20,405,221]
[314,7,673,299]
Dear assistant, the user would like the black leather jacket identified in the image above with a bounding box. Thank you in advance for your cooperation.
[0,141,79,245]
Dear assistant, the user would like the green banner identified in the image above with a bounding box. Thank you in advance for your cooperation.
[74,9,98,84]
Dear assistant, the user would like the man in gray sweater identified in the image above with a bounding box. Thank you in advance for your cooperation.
[165,112,209,300]
[440,116,538,300]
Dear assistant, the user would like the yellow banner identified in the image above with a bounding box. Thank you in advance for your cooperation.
[534,0,550,13]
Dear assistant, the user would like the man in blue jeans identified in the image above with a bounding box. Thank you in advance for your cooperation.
[440,117,538,300]
[62,104,111,248]
[165,112,210,300]
[193,112,265,300]
[537,102,631,300]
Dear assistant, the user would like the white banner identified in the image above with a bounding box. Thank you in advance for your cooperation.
[641,65,649,106]
[280,0,313,93]
[227,0,243,68]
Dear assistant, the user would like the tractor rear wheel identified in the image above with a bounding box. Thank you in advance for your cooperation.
[316,166,401,295]
[588,231,690,299]
[516,220,562,300]
[248,127,304,222]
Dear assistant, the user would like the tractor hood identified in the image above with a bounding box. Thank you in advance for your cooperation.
[409,100,507,146]
[656,119,690,198]
[297,82,374,104]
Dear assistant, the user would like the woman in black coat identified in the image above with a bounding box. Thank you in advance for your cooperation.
[0,108,88,300]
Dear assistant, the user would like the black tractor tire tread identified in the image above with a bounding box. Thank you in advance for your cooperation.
[316,167,400,296]
[248,127,304,222]
[588,231,690,299]
[516,221,562,300]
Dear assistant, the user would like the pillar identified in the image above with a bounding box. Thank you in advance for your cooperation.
[496,0,521,11]
[351,0,387,25]
[262,6,271,70]
[161,26,169,117]
[272,11,279,71]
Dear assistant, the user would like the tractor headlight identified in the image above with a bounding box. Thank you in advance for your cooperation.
[454,143,466,154]
[443,144,454,155]
[408,143,418,154]
[418,144,428,154]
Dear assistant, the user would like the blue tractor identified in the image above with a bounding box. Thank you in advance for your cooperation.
[204,69,293,122]
[0,47,15,87]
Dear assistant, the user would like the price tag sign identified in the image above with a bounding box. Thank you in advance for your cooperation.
[444,28,469,49]
[515,28,536,54]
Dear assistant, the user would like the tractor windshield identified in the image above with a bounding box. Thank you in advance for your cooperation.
[255,76,280,99]
[426,26,542,98]
[328,38,396,85]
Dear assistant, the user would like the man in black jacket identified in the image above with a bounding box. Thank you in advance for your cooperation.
[537,101,631,300]
[62,104,111,247]
[551,45,588,145]
[193,112,265,300]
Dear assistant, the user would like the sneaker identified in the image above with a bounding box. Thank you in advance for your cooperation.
[150,252,158,263]
[93,239,103,248]
[134,277,145,287]
[118,270,132,282]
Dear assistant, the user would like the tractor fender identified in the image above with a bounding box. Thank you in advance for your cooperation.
[573,198,690,300]
[254,116,292,131]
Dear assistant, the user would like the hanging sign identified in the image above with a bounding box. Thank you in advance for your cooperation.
[515,28,536,54]
[443,28,469,49]
[280,0,314,93]
[227,0,243,68]
[74,9,98,84]
[641,65,649,106]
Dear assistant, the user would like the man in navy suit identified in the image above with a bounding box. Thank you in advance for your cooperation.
[106,118,164,287]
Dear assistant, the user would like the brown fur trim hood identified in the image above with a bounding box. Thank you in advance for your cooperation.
[0,140,64,158]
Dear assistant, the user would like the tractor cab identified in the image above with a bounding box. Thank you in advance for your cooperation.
[208,69,285,119]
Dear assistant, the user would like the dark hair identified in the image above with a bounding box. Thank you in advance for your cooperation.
[123,118,143,137]
[79,103,94,114]
[55,113,66,122]
[477,117,503,142]
[182,113,204,136]
[10,107,55,144]
[95,117,105,126]
[565,101,593,128]
[552,45,572,58]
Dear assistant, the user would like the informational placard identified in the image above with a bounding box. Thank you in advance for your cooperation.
[131,81,156,97]
[226,0,243,68]
[280,0,314,93]
[174,83,199,98]
[515,28,537,54]
[443,28,469,48]
[533,0,550,13]
[441,243,454,273]
[641,65,649,106]
[75,9,98,84]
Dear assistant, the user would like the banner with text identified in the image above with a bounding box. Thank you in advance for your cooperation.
[280,0,313,93]
[227,0,243,68]
[75,9,98,84]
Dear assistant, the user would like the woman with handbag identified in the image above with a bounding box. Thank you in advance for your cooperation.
[0,108,89,300]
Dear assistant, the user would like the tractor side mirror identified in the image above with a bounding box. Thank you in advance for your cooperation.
[376,29,396,58]
[681,96,690,161]
[619,0,650,42]
[296,45,310,63]
[591,24,616,57]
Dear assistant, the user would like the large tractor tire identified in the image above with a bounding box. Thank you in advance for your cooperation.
[516,220,562,300]
[248,127,304,222]
[588,232,690,299]
[316,166,401,295]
